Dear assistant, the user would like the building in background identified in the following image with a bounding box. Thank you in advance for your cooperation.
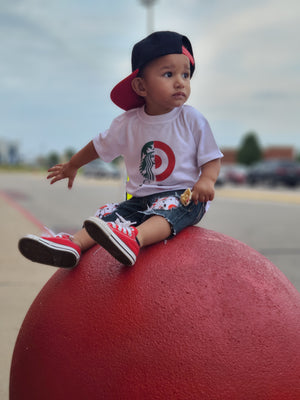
[221,146,296,164]
[263,146,295,160]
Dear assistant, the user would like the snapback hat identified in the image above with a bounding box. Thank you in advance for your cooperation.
[110,31,195,111]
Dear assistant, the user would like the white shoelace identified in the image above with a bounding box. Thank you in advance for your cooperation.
[42,226,72,240]
[110,214,136,236]
[42,226,56,237]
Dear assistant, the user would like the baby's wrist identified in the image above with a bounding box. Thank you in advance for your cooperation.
[69,157,80,170]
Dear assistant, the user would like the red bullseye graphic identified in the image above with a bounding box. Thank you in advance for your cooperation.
[153,141,175,182]
[155,155,162,169]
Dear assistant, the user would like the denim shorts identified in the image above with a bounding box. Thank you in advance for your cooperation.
[94,189,206,238]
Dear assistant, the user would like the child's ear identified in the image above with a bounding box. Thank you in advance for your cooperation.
[131,77,147,97]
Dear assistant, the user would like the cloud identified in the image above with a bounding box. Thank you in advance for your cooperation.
[0,0,147,158]
[0,0,299,158]
[182,0,300,147]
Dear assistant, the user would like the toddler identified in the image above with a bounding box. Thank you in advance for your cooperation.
[19,31,223,267]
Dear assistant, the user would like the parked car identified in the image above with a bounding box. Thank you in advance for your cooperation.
[247,159,300,187]
[225,164,248,185]
[83,159,121,179]
[215,167,227,186]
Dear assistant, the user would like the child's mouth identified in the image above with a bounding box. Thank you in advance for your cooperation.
[173,92,186,100]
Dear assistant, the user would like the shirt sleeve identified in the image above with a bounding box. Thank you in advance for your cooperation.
[197,117,223,166]
[184,106,223,167]
[92,113,127,162]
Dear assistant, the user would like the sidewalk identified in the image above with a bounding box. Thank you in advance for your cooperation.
[0,193,55,400]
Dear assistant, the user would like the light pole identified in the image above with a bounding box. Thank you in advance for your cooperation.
[139,0,158,34]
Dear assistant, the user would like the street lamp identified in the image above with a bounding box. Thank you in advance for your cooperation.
[139,0,158,34]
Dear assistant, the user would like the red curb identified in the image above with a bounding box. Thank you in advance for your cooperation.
[0,191,44,231]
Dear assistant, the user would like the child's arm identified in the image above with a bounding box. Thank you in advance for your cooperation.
[192,158,221,204]
[47,141,99,189]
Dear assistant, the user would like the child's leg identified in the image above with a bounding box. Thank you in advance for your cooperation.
[18,227,96,269]
[83,214,171,266]
[136,215,171,247]
[19,200,133,268]
[72,228,96,251]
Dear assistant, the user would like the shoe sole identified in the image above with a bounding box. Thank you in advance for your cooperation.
[84,217,136,266]
[18,235,79,268]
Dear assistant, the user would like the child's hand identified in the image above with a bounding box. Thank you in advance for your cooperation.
[47,162,78,189]
[192,177,215,204]
[192,158,220,203]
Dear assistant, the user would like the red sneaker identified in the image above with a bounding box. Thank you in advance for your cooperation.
[18,233,81,268]
[84,216,139,266]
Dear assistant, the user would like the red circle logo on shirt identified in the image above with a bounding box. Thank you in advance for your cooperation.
[139,141,175,183]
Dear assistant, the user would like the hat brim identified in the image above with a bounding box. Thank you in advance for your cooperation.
[110,69,145,111]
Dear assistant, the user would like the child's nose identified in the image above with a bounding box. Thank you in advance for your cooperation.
[175,76,185,87]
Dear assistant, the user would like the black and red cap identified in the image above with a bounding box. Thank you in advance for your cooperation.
[110,31,195,111]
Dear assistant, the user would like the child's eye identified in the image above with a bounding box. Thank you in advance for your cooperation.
[163,71,172,78]
[182,72,190,79]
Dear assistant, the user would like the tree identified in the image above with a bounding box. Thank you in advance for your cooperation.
[47,152,60,168]
[237,132,262,166]
[64,147,76,161]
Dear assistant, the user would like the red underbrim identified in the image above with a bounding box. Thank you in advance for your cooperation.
[110,69,145,111]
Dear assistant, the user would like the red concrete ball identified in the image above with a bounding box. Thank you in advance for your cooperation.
[10,227,300,400]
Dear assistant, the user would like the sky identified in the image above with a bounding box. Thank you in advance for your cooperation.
[1,0,299,161]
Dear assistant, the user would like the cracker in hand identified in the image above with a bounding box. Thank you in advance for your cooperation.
[180,188,193,206]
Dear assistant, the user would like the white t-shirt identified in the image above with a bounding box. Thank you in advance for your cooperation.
[93,105,223,197]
